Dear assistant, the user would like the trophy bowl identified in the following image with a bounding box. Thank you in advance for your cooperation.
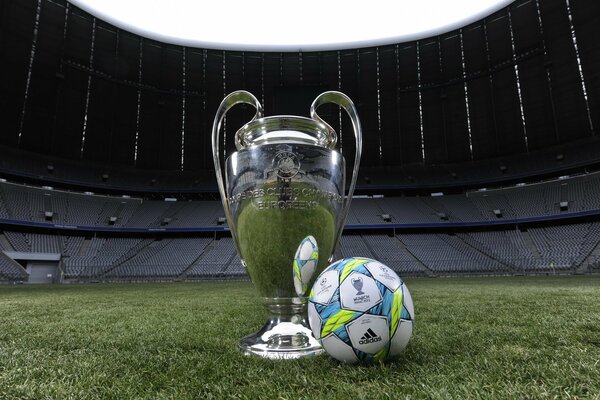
[212,90,362,359]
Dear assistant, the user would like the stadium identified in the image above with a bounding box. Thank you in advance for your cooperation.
[0,0,599,398]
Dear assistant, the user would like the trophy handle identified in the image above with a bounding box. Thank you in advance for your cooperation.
[212,90,263,237]
[310,91,363,255]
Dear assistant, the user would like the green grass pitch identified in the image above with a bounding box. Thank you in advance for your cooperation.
[1,276,600,399]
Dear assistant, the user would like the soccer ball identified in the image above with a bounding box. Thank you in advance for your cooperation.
[293,236,319,296]
[308,257,414,363]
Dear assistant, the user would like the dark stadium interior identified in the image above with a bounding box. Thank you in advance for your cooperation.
[1,0,600,283]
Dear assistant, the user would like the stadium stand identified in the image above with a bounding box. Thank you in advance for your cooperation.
[2,171,600,233]
[4,221,600,283]
[0,251,27,281]
[105,238,210,280]
[2,167,600,283]
[1,0,600,285]
[396,233,508,274]
[184,238,238,279]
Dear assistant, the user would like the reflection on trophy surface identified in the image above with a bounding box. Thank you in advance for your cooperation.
[212,90,362,359]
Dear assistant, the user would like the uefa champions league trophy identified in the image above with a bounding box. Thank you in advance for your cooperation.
[212,90,362,359]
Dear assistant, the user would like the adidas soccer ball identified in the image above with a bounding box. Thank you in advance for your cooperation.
[308,257,414,363]
[293,236,319,296]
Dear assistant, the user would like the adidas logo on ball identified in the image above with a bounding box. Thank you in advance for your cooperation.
[359,328,382,345]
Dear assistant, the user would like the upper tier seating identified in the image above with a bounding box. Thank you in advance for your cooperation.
[1,171,600,231]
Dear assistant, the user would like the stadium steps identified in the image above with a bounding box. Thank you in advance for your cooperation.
[77,238,92,256]
[43,196,52,220]
[519,229,542,260]
[423,197,454,222]
[0,251,28,279]
[559,183,569,206]
[455,233,518,273]
[95,201,125,226]
[360,234,381,259]
[4,232,30,251]
[113,203,127,225]
[219,251,240,275]
[144,202,187,228]
[577,240,600,274]
[0,233,14,251]
[99,239,154,277]
[0,188,12,219]
[393,236,435,277]
[183,239,238,277]
[158,202,187,227]
[178,239,216,279]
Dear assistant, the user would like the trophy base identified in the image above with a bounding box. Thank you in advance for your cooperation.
[238,297,324,360]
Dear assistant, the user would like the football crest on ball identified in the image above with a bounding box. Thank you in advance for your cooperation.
[308,257,414,363]
[293,236,319,296]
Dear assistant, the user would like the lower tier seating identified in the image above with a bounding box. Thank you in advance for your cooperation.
[2,220,599,282]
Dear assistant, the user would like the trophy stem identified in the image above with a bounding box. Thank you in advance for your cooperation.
[238,297,324,359]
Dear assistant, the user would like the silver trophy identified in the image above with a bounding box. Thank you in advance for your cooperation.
[212,90,362,359]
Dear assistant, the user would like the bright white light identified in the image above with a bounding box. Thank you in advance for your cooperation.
[68,0,513,51]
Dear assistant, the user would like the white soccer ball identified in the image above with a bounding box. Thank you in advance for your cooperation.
[293,235,319,296]
[308,257,414,363]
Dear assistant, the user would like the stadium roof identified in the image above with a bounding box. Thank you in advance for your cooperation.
[68,0,514,51]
